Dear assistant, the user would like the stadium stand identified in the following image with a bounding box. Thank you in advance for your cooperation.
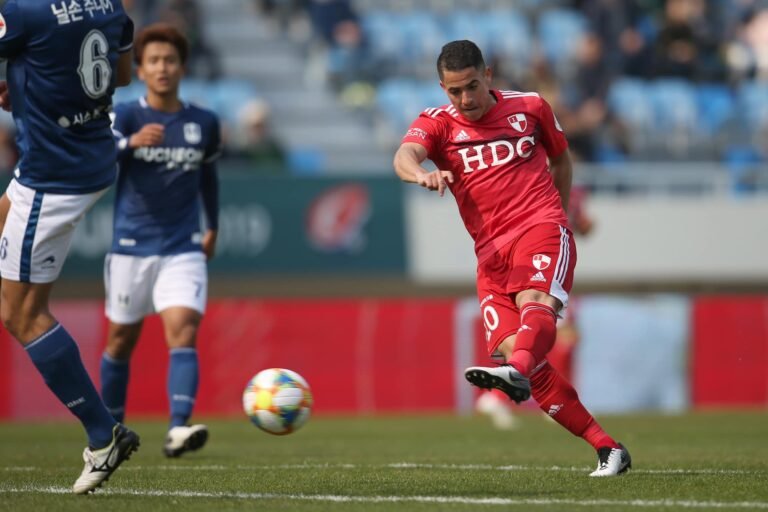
[0,0,765,186]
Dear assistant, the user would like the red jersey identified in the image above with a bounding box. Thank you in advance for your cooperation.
[402,90,569,264]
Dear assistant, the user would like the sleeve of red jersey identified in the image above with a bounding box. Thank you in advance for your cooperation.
[400,113,445,160]
[538,98,569,158]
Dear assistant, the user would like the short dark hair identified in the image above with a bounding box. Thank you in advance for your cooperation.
[437,40,485,79]
[134,23,189,66]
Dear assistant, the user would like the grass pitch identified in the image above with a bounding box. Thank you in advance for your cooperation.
[1,410,767,511]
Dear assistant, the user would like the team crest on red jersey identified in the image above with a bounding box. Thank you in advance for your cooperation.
[532,254,551,270]
[507,113,528,133]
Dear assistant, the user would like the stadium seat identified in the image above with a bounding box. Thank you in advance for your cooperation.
[485,10,533,67]
[537,9,587,68]
[112,81,145,104]
[376,78,425,133]
[448,11,493,54]
[287,146,326,175]
[362,11,404,62]
[723,145,763,195]
[178,78,210,108]
[420,81,447,109]
[607,77,653,129]
[695,84,735,137]
[738,80,768,132]
[211,79,260,125]
[397,10,446,63]
[649,79,697,131]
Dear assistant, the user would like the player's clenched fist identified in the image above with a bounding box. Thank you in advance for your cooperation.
[129,123,165,148]
[416,169,454,197]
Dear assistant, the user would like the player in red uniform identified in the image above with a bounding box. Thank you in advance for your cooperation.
[393,40,631,476]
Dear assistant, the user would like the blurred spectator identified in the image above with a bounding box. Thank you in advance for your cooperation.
[227,99,288,174]
[653,0,725,81]
[579,0,655,78]
[726,7,768,81]
[253,0,311,40]
[156,0,222,80]
[305,0,375,91]
[557,32,617,161]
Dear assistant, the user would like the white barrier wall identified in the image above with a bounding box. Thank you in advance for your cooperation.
[406,189,768,285]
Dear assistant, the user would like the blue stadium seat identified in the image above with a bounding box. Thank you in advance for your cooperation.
[362,11,404,61]
[376,78,425,132]
[738,80,768,132]
[485,10,532,67]
[287,147,326,175]
[448,11,493,53]
[695,84,735,136]
[178,78,210,108]
[649,79,697,130]
[607,77,652,129]
[112,81,145,104]
[537,9,587,67]
[397,11,446,62]
[420,81,447,109]
[211,79,260,125]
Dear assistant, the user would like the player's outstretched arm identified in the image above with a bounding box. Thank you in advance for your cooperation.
[394,142,454,197]
[550,148,573,212]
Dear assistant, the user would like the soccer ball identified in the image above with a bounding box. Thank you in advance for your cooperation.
[242,368,313,435]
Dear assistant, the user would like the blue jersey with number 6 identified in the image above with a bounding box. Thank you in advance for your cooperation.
[0,0,133,194]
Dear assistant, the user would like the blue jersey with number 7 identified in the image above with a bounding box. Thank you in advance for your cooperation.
[0,0,133,194]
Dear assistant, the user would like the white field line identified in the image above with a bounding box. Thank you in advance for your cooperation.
[2,486,768,509]
[2,462,765,476]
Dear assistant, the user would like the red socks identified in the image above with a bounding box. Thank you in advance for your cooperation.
[508,303,557,376]
[530,362,619,450]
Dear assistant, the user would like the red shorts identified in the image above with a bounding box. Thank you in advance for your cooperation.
[476,223,576,355]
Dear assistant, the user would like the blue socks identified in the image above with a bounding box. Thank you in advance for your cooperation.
[168,348,199,428]
[25,323,116,449]
[100,353,130,424]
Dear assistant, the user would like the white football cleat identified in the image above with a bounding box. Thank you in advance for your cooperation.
[163,424,209,458]
[73,424,140,494]
[589,443,632,477]
[464,365,531,403]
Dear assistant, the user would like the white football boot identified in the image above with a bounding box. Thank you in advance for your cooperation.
[464,365,531,403]
[73,424,140,494]
[163,424,209,458]
[589,443,632,476]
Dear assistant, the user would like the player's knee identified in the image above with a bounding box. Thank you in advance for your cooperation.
[166,324,198,349]
[106,323,142,359]
[516,290,561,311]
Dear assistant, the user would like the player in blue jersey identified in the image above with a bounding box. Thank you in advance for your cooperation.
[0,0,138,494]
[99,23,220,458]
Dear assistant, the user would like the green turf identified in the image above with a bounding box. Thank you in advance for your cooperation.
[1,411,767,511]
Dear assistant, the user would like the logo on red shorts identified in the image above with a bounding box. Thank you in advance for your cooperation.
[532,254,551,270]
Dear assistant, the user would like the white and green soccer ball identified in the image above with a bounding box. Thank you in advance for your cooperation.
[242,368,313,435]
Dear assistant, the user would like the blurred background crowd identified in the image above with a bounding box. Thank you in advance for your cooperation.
[0,0,766,192]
